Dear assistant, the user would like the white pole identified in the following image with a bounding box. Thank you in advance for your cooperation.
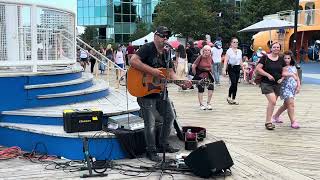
[5,5,19,62]
[30,4,38,72]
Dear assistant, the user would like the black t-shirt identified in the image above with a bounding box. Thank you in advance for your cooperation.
[136,42,173,98]
[136,42,173,69]
[259,55,286,84]
[186,47,200,64]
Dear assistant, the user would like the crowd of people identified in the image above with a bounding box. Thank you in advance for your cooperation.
[77,26,301,162]
[77,42,136,75]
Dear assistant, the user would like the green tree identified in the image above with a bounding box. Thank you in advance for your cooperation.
[206,0,239,44]
[153,0,214,41]
[129,21,151,42]
[80,26,98,45]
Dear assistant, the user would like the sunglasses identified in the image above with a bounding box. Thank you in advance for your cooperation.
[156,33,170,39]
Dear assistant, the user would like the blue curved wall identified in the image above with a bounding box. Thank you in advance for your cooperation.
[0,72,107,111]
[0,127,127,160]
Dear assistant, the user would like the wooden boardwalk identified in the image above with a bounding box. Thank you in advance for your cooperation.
[0,76,320,179]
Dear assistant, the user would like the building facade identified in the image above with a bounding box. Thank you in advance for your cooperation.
[77,0,160,43]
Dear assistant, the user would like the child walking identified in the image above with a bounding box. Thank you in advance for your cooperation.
[272,51,301,129]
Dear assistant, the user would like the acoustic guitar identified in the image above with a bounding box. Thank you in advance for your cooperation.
[127,67,209,97]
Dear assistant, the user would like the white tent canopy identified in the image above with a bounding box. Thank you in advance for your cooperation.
[238,19,296,32]
[131,32,177,46]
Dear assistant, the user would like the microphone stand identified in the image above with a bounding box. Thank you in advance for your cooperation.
[159,43,172,179]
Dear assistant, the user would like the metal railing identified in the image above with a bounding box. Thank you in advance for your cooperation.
[265,9,320,26]
[76,37,126,88]
[0,1,76,72]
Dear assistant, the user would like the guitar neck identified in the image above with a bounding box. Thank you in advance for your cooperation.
[166,79,198,84]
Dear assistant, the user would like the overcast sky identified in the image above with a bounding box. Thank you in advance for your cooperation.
[23,0,77,13]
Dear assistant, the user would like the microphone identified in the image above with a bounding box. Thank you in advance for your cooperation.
[164,42,173,49]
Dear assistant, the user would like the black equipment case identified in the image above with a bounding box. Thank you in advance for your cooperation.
[63,109,103,133]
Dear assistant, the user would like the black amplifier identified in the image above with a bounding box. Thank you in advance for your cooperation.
[63,109,103,133]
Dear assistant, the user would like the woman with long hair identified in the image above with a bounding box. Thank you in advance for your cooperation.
[273,51,301,129]
[175,44,188,80]
[114,44,125,80]
[223,37,245,105]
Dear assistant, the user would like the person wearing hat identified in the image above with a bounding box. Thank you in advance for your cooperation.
[129,26,191,162]
[211,40,223,85]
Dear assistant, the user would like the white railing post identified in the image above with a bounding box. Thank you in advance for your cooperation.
[107,60,110,86]
[5,5,19,62]
[30,4,38,72]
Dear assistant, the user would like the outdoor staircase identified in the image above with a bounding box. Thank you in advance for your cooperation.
[0,65,139,160]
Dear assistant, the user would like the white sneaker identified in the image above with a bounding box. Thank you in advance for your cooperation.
[200,104,206,110]
[206,104,212,110]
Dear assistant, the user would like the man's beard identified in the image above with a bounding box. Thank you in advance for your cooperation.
[158,41,165,48]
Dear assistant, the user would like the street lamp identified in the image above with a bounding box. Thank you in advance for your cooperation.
[293,0,302,83]
[293,0,299,58]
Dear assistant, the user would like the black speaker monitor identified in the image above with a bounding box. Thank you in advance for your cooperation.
[184,140,234,178]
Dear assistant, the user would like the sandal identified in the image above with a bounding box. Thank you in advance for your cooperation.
[272,115,283,123]
[265,122,275,130]
[291,121,300,129]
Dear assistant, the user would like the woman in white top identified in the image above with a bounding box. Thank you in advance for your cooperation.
[114,45,125,81]
[79,48,89,71]
[223,37,245,105]
[211,40,223,84]
[175,44,188,80]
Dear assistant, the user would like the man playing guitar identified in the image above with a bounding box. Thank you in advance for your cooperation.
[129,26,191,162]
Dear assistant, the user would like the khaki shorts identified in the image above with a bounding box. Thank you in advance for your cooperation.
[260,82,281,96]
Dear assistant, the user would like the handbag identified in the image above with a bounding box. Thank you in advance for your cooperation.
[254,55,267,85]
[254,71,262,84]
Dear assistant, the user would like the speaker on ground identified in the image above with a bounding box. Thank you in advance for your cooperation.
[184,140,234,178]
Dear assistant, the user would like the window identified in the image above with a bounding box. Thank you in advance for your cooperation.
[101,0,107,6]
[114,4,121,14]
[83,0,89,7]
[115,34,122,42]
[84,17,89,24]
[95,17,101,25]
[83,7,89,17]
[89,7,94,17]
[78,18,84,25]
[89,0,95,6]
[115,14,121,22]
[95,6,101,16]
[77,7,83,17]
[101,6,107,16]
[78,0,83,7]
[235,0,241,8]
[89,17,95,25]
[101,17,108,24]
[95,0,101,6]
[123,15,130,22]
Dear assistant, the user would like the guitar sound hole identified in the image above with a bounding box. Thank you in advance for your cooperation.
[152,77,161,85]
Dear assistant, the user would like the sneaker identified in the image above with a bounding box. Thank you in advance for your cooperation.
[227,97,232,104]
[157,145,180,153]
[272,115,283,123]
[291,121,300,129]
[206,104,212,110]
[146,151,162,162]
[200,104,206,110]
[231,99,239,105]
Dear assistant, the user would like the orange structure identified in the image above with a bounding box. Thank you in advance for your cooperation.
[252,0,320,62]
